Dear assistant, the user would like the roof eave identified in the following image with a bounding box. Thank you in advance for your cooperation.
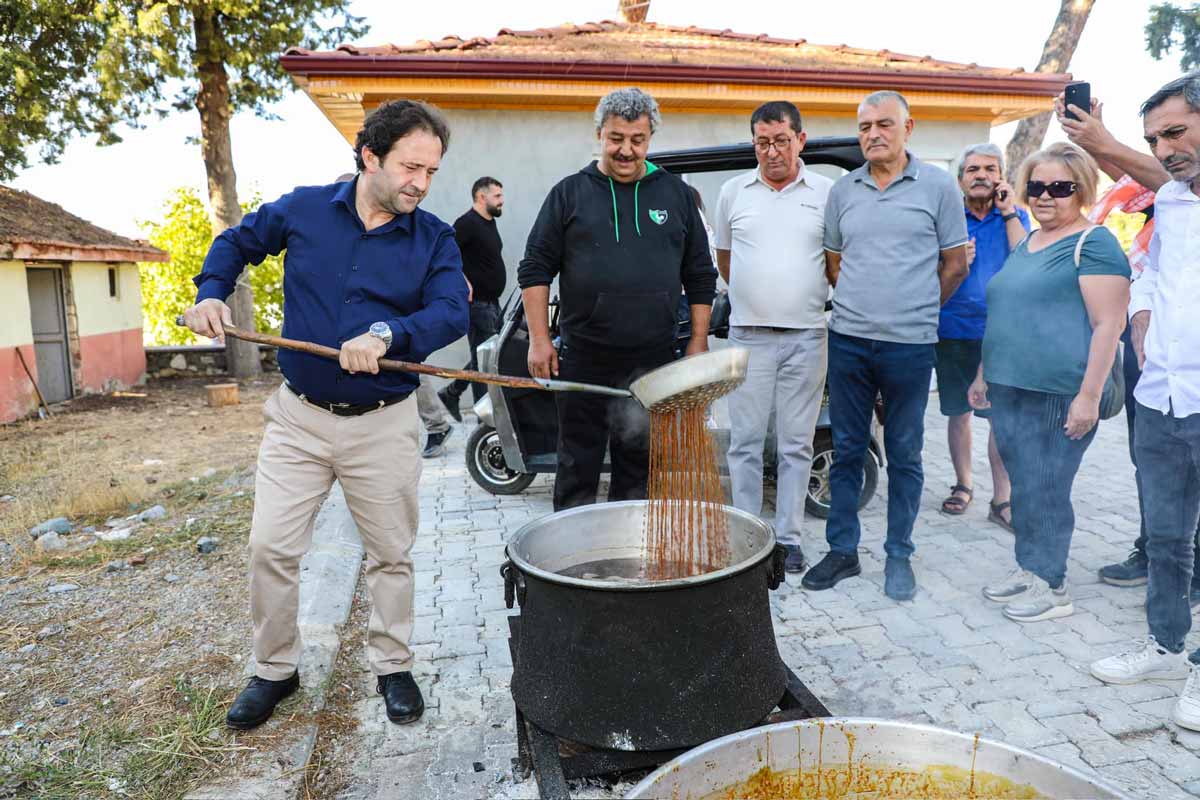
[1,240,170,263]
[279,54,1070,96]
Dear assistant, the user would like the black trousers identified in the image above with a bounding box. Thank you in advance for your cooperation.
[446,300,503,403]
[553,344,675,511]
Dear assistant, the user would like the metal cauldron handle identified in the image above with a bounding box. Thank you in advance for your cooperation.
[500,560,527,608]
[768,544,787,591]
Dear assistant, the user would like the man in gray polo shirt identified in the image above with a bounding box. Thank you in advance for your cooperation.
[716,100,832,575]
[801,90,969,601]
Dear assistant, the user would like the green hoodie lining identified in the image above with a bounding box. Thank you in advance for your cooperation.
[606,161,658,243]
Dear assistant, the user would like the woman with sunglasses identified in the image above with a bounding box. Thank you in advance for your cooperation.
[968,142,1131,624]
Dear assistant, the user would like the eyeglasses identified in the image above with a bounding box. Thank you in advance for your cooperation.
[1026,180,1078,199]
[754,136,795,153]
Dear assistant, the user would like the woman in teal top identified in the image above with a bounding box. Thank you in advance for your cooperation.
[968,142,1131,625]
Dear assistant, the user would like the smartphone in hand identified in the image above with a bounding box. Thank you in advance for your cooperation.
[1064,82,1091,121]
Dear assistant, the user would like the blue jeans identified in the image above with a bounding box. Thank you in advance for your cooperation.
[988,384,1096,589]
[826,331,935,560]
[1136,403,1200,654]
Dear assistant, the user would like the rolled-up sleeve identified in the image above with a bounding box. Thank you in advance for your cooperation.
[385,227,469,362]
[194,194,292,303]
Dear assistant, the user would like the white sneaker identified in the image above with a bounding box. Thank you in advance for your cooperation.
[1173,665,1200,731]
[1002,579,1073,622]
[983,568,1035,604]
[1090,637,1189,685]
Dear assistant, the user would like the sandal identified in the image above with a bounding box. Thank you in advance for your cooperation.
[988,500,1015,533]
[941,484,973,515]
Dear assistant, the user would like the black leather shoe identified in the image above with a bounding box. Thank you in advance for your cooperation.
[378,671,424,724]
[437,387,463,423]
[800,552,861,591]
[783,544,807,574]
[422,429,450,459]
[226,672,299,730]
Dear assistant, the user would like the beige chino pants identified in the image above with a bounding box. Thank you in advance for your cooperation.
[249,384,421,680]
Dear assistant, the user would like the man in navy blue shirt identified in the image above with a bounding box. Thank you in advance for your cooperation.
[182,100,468,731]
[935,143,1028,527]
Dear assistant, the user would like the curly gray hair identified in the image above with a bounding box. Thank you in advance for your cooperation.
[594,87,661,133]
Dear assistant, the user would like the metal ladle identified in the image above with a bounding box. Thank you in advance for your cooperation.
[174,318,748,410]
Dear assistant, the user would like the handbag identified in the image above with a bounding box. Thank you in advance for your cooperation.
[1074,226,1125,420]
[708,291,731,339]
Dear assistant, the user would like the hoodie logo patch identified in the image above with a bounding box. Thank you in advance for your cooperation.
[648,209,669,225]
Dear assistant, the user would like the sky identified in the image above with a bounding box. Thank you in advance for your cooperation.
[10,0,1191,238]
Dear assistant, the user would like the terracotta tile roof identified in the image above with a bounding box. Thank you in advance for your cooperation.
[284,20,1052,83]
[0,186,167,262]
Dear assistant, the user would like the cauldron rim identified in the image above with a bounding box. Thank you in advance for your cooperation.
[505,499,776,592]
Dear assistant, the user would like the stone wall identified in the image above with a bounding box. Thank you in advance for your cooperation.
[144,344,278,378]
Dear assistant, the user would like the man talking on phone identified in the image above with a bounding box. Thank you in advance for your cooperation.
[934,144,1028,528]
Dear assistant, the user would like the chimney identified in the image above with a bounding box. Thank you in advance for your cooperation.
[618,0,650,23]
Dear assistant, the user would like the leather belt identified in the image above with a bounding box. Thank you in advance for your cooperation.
[285,383,406,417]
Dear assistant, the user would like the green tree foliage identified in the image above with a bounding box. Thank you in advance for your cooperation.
[0,2,109,180]
[1147,3,1200,70]
[139,187,282,345]
[1,2,365,179]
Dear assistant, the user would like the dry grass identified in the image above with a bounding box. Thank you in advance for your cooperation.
[0,378,273,538]
[0,377,281,800]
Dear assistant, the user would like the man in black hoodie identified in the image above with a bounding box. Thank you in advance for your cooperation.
[518,87,717,510]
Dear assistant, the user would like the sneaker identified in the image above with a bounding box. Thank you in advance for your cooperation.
[782,545,807,574]
[1091,637,1189,685]
[884,557,917,601]
[422,429,450,459]
[437,387,463,423]
[800,552,861,591]
[1002,579,1074,623]
[983,568,1035,604]
[1174,666,1200,731]
[1098,550,1148,587]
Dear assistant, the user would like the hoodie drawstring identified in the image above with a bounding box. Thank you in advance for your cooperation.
[608,176,620,243]
[608,175,644,242]
[634,181,642,237]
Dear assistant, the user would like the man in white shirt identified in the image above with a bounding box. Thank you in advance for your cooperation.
[716,101,833,573]
[1089,73,1200,731]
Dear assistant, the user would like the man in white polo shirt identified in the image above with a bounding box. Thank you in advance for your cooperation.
[716,100,833,574]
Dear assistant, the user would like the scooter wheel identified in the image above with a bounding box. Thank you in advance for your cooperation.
[467,425,537,495]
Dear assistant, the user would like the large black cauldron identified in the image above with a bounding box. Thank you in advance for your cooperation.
[501,500,788,752]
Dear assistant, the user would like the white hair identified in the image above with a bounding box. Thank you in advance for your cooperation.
[957,143,1005,178]
[858,90,910,122]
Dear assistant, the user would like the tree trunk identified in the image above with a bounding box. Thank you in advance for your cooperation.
[193,7,260,379]
[1004,0,1096,176]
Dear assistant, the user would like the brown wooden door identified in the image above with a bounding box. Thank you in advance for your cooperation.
[25,267,72,403]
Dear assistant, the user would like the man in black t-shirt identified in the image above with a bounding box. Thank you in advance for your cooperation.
[439,177,507,416]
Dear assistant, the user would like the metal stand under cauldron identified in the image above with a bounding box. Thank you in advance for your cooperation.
[506,614,830,800]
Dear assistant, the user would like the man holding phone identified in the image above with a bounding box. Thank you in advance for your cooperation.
[935,144,1029,526]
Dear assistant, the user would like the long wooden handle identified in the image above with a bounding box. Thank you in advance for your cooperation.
[175,317,546,391]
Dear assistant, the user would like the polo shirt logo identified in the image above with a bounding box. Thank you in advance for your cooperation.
[648,209,669,225]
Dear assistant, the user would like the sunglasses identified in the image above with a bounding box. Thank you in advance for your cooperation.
[1026,180,1078,199]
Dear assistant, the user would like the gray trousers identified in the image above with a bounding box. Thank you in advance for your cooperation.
[727,326,828,546]
[415,376,450,435]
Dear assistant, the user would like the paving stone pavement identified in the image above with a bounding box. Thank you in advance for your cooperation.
[332,405,1200,799]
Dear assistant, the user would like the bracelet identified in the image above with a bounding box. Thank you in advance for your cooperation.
[1002,212,1019,222]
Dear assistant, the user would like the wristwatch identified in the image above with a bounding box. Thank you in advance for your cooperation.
[368,321,393,349]
[1002,212,1020,222]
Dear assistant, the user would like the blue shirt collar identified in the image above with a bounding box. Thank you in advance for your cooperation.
[330,175,414,235]
[964,202,1002,222]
